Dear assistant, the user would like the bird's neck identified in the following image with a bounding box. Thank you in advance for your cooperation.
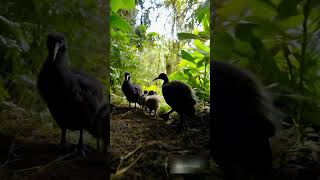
[49,51,69,67]
[162,77,169,85]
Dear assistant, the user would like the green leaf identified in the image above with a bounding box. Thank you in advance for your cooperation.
[111,0,135,12]
[197,57,208,68]
[181,50,195,62]
[194,40,210,54]
[249,0,277,19]
[177,33,198,40]
[202,15,210,33]
[277,0,303,20]
[217,0,247,18]
[110,13,133,32]
[233,39,255,58]
[122,0,136,9]
[213,31,234,59]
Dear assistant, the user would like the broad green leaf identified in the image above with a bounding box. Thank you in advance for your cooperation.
[111,0,135,12]
[110,13,133,32]
[122,0,136,10]
[177,33,198,40]
[249,0,277,19]
[202,15,210,33]
[217,0,247,18]
[278,14,304,29]
[191,51,205,59]
[233,39,255,58]
[197,57,209,68]
[194,40,210,54]
[277,0,302,20]
[181,50,195,62]
[213,31,234,59]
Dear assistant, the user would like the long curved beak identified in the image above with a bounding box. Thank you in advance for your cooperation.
[153,77,159,81]
[53,42,61,61]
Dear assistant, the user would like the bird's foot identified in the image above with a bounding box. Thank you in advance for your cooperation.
[76,144,93,157]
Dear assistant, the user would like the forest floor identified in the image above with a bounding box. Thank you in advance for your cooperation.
[0,102,107,180]
[109,105,320,180]
[110,104,213,179]
[0,102,320,180]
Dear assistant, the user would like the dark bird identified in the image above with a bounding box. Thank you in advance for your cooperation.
[211,61,282,180]
[37,33,108,156]
[145,90,160,116]
[122,72,142,109]
[153,73,196,129]
[139,90,148,111]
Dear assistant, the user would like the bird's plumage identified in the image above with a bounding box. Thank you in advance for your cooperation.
[211,61,282,179]
[122,72,142,108]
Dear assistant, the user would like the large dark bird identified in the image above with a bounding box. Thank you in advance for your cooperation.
[145,90,160,116]
[122,72,142,109]
[37,33,108,156]
[211,61,282,180]
[153,73,196,129]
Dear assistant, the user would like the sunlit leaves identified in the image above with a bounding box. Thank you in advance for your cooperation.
[194,39,210,54]
[111,0,136,12]
[180,50,195,62]
[110,13,133,32]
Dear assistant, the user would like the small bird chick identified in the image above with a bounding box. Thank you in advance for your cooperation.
[139,90,148,110]
[145,90,160,116]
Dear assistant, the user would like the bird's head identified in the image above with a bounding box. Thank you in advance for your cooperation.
[47,33,67,61]
[148,90,156,95]
[153,73,168,81]
[124,72,131,81]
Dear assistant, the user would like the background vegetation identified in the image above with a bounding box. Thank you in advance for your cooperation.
[214,0,320,143]
[0,0,107,145]
[110,0,210,112]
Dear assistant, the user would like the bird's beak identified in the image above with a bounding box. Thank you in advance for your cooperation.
[53,42,61,61]
[153,77,159,81]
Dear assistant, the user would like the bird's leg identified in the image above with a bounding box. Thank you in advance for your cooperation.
[129,103,131,108]
[77,129,86,157]
[60,128,67,146]
[180,115,187,130]
[162,109,174,120]
[149,109,152,115]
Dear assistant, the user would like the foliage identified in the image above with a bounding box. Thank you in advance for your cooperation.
[172,0,210,102]
[215,0,320,138]
[0,0,107,111]
[110,0,210,104]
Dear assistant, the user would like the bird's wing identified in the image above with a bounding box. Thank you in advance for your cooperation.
[65,70,105,116]
[163,81,196,109]
[133,84,141,94]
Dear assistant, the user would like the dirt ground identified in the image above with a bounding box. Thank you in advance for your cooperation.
[109,105,320,180]
[110,105,212,179]
[0,103,320,180]
[0,134,107,180]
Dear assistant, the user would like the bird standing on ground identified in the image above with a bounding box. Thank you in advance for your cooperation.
[211,61,282,180]
[139,90,148,111]
[145,90,160,116]
[122,72,142,109]
[153,73,196,129]
[37,33,108,156]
